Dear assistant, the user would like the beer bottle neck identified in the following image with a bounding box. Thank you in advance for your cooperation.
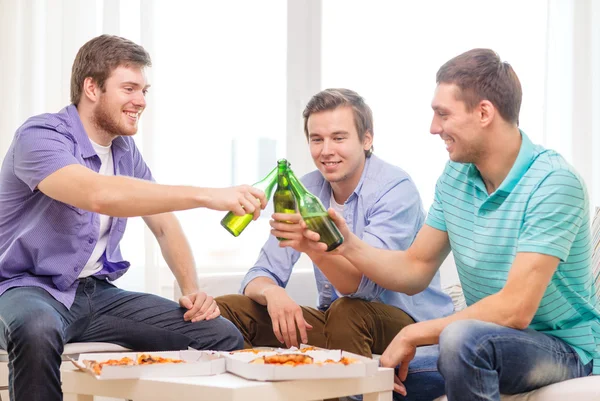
[253,166,278,192]
[287,171,307,198]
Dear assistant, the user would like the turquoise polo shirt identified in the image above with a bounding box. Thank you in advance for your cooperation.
[426,131,600,374]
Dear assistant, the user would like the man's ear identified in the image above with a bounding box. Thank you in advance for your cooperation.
[82,77,100,103]
[363,131,373,151]
[479,100,495,128]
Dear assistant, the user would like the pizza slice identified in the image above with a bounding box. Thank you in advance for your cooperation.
[136,353,185,365]
[250,354,314,366]
[83,356,135,375]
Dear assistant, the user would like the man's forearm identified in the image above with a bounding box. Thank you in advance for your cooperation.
[244,277,281,306]
[307,251,362,294]
[339,234,429,295]
[403,292,530,347]
[153,216,199,295]
[91,175,211,217]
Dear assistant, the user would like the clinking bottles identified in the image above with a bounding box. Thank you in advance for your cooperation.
[220,166,278,237]
[273,159,297,241]
[287,168,344,252]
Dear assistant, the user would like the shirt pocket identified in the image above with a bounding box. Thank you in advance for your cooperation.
[45,200,86,234]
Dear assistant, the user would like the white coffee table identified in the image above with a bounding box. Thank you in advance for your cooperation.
[61,367,394,401]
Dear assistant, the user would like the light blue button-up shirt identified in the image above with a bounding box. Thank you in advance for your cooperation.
[240,155,454,322]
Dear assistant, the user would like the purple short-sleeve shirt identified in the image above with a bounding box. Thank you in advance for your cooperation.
[0,105,153,308]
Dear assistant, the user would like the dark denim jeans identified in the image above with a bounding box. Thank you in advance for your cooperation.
[0,277,243,401]
[394,320,593,401]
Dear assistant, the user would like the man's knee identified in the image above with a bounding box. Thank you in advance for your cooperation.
[7,312,64,353]
[189,316,244,351]
[438,320,496,374]
[211,317,244,351]
[324,297,367,332]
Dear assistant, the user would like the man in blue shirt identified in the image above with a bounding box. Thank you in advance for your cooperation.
[217,89,453,361]
[300,50,598,401]
[0,35,267,401]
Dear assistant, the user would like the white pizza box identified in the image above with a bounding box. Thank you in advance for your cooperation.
[224,348,378,381]
[70,350,225,380]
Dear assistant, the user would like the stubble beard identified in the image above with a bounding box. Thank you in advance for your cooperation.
[92,96,136,138]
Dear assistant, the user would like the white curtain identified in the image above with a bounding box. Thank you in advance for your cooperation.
[0,0,598,296]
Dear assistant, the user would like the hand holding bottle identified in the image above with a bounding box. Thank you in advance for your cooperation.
[221,166,278,237]
[270,212,314,254]
[302,208,352,253]
[286,170,344,251]
[207,185,267,218]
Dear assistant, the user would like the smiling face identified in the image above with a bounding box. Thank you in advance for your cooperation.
[430,83,484,163]
[307,106,373,187]
[91,65,149,138]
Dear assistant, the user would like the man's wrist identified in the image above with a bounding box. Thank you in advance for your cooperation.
[181,286,200,296]
[307,249,325,265]
[261,285,284,300]
[339,232,361,259]
[399,324,419,347]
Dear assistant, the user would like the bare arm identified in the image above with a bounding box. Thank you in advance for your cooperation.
[270,213,367,294]
[305,252,362,294]
[143,212,222,322]
[243,276,282,306]
[381,252,559,368]
[38,164,266,217]
[306,211,451,295]
[244,276,311,347]
[143,213,198,295]
[412,252,557,340]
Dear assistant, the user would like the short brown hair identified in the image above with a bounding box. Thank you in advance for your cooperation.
[436,48,522,125]
[303,88,374,157]
[70,35,152,105]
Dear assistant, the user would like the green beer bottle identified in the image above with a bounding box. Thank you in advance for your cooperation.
[273,159,297,240]
[220,166,278,237]
[287,168,344,252]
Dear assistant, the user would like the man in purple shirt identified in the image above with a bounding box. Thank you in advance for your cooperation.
[0,35,266,401]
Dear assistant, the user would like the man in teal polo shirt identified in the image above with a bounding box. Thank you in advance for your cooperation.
[290,48,599,400]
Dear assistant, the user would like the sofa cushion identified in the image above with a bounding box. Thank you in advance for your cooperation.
[434,375,599,401]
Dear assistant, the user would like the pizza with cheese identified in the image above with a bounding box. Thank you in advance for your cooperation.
[83,353,185,375]
[249,353,358,366]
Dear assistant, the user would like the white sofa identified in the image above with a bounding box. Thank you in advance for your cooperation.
[176,265,600,401]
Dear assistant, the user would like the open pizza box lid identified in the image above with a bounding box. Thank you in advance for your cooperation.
[70,350,225,380]
[224,345,378,381]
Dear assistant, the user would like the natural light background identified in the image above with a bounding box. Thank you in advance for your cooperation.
[0,0,598,297]
[322,0,547,209]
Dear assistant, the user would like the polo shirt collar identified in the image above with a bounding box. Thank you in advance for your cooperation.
[466,130,535,195]
[496,130,535,194]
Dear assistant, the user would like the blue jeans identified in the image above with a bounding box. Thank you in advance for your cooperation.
[438,320,593,401]
[395,320,593,401]
[393,345,445,401]
[0,277,243,401]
